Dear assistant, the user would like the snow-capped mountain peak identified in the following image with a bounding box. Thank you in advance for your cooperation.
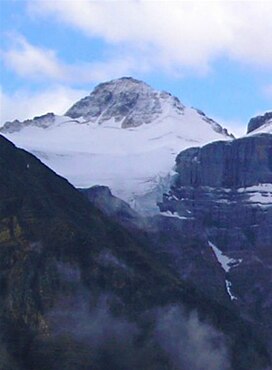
[66,76,185,128]
[1,77,233,211]
[1,77,232,137]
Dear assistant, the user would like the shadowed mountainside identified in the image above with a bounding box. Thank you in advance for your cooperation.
[0,135,270,370]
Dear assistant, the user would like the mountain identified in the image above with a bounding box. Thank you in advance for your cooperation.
[2,76,272,368]
[247,112,272,134]
[0,134,271,370]
[82,184,236,311]
[0,77,233,211]
[80,185,144,229]
[158,132,272,352]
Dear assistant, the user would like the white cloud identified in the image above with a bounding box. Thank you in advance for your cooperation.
[0,85,88,124]
[226,2,272,67]
[1,35,65,81]
[27,0,272,73]
[1,35,146,83]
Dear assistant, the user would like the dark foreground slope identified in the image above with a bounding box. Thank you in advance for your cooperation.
[0,135,270,370]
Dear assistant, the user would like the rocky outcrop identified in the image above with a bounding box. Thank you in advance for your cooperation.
[175,134,272,188]
[159,132,272,351]
[161,134,272,250]
[80,185,144,229]
[247,112,272,133]
[66,77,185,128]
[0,113,57,133]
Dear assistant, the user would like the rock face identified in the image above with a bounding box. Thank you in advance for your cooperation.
[81,186,231,305]
[175,134,272,188]
[159,132,272,351]
[66,77,185,128]
[1,113,57,133]
[161,133,272,250]
[80,185,144,229]
[247,112,272,134]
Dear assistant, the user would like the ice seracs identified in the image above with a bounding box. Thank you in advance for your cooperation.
[0,77,233,210]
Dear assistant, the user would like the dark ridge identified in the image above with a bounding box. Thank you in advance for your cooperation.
[0,134,270,370]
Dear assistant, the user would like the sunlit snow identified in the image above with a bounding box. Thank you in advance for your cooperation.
[237,184,272,206]
[159,211,190,220]
[1,78,232,211]
[3,106,230,205]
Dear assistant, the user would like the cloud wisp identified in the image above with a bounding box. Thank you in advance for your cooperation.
[28,0,272,74]
[0,85,88,124]
[1,35,144,84]
[1,34,64,81]
[43,286,230,370]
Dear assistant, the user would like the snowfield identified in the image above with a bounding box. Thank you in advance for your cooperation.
[2,109,230,203]
[1,78,232,211]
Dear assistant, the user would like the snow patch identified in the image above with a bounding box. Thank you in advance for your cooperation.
[160,211,189,220]
[225,280,238,301]
[208,241,242,273]
[237,184,272,206]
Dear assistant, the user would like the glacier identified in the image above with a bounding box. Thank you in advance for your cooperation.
[1,77,232,212]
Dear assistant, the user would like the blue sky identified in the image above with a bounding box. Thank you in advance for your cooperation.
[1,0,272,135]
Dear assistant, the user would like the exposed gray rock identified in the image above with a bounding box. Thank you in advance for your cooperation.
[247,111,272,133]
[193,109,234,138]
[1,113,56,133]
[66,77,185,128]
[80,185,144,229]
[159,134,272,251]
[175,134,272,188]
[65,76,233,136]
[81,186,232,306]
[158,132,272,349]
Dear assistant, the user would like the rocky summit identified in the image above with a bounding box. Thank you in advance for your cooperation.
[65,76,229,134]
[66,77,186,128]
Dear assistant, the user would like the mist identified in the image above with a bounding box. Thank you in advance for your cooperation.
[39,285,231,370]
[155,305,230,370]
